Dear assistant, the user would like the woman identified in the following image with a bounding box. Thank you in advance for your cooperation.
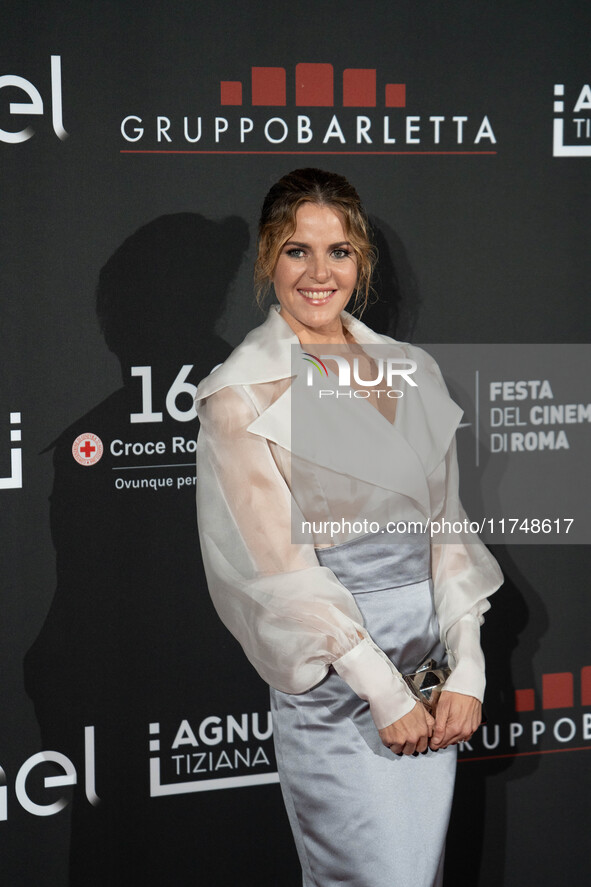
[195,168,502,887]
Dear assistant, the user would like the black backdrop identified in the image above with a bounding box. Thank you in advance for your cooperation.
[2,2,590,884]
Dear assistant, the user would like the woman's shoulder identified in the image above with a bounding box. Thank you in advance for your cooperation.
[195,330,260,402]
[197,383,258,435]
[196,306,296,405]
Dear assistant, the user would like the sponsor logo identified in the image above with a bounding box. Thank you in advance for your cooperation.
[62,367,200,493]
[459,665,591,762]
[72,433,104,466]
[0,709,276,822]
[149,713,277,796]
[553,83,591,157]
[120,61,497,155]
[0,56,67,144]
[0,727,99,821]
[0,412,23,490]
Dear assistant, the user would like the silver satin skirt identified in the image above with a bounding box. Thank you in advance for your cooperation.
[270,531,457,887]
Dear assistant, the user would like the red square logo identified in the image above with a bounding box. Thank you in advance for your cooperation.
[385,83,406,108]
[220,81,242,106]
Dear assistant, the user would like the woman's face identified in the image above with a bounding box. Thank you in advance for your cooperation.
[272,202,358,338]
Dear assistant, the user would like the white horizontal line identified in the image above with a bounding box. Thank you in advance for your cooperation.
[150,757,280,796]
[112,463,195,471]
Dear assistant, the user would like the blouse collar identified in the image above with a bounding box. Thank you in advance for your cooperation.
[195,303,396,402]
[195,304,463,513]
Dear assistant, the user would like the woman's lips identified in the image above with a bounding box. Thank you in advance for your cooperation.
[297,289,336,304]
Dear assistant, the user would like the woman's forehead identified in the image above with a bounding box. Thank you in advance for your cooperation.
[290,203,348,240]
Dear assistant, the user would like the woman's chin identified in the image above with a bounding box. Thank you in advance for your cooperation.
[295,295,349,325]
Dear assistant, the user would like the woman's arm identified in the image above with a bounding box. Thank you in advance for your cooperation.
[430,434,503,700]
[426,362,504,745]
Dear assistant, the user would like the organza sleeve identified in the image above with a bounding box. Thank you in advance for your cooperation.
[428,364,504,701]
[196,384,417,729]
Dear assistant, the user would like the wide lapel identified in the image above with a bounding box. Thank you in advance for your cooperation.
[343,312,463,476]
[398,361,463,476]
[249,369,433,513]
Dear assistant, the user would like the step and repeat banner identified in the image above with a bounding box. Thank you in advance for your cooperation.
[1,2,590,885]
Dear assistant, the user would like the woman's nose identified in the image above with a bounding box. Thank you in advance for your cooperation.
[309,256,330,282]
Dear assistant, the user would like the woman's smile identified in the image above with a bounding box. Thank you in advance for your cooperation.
[298,287,336,303]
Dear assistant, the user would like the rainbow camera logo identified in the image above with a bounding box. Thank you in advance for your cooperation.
[302,353,329,379]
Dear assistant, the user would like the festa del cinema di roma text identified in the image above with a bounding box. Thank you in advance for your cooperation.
[488,379,591,453]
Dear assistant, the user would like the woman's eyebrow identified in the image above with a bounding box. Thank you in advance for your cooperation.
[283,240,352,248]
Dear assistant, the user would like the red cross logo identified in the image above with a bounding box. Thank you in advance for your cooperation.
[80,440,96,459]
[72,433,103,466]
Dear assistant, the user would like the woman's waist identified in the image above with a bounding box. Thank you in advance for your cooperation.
[315,526,431,593]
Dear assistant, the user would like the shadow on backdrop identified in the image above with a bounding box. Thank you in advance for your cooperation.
[364,216,421,341]
[443,547,547,887]
[24,214,300,887]
[434,373,547,884]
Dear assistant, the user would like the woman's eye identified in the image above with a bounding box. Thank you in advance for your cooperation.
[286,248,305,258]
[332,248,351,259]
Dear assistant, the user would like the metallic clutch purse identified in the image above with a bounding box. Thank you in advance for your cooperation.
[402,658,451,714]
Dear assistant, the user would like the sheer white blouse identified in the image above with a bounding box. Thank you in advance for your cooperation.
[195,305,503,730]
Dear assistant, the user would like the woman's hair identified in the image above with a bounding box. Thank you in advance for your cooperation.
[254,168,376,315]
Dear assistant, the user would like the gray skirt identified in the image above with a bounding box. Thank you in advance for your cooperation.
[270,531,457,887]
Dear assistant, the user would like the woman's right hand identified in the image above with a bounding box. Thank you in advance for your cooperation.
[378,702,435,755]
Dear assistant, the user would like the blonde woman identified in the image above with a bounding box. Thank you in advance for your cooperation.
[195,168,502,887]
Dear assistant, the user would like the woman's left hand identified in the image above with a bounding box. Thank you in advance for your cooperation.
[429,691,481,750]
